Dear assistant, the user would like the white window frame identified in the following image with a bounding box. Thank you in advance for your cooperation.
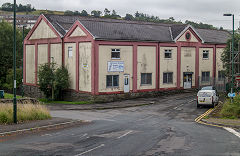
[68,47,73,58]
[111,49,120,59]
[164,49,172,59]
[203,50,209,59]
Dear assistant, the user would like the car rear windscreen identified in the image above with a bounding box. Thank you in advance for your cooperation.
[198,92,212,97]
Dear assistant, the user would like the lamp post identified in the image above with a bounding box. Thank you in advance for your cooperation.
[223,13,235,97]
[13,0,17,123]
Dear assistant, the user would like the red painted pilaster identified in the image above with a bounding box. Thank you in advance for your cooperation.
[177,44,181,88]
[62,40,65,66]
[213,45,216,78]
[133,43,138,92]
[156,44,159,90]
[35,43,38,85]
[48,43,51,63]
[94,43,99,95]
[195,45,200,88]
[23,44,26,84]
[76,42,79,91]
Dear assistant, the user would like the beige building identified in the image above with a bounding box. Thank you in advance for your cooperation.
[23,14,229,98]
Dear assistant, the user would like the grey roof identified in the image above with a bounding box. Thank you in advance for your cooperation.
[43,14,230,44]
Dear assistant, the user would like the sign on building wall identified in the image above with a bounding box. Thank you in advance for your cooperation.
[107,61,124,72]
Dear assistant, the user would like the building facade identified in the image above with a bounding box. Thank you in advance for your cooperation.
[23,14,229,98]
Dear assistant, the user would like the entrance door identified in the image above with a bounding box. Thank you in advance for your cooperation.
[183,73,192,89]
[124,74,130,93]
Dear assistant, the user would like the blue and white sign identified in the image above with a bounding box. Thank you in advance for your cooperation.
[108,61,124,72]
[228,93,236,98]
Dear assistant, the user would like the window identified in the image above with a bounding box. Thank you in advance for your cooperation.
[164,49,172,59]
[111,49,120,59]
[163,72,173,84]
[141,73,152,85]
[202,72,210,82]
[218,71,225,81]
[203,50,209,59]
[106,75,119,87]
[68,47,73,58]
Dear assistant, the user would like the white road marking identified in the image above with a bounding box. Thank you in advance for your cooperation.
[75,144,105,156]
[223,127,240,138]
[117,130,133,139]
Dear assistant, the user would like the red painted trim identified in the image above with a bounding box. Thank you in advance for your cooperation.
[96,41,158,46]
[25,38,62,45]
[23,83,38,87]
[156,44,159,89]
[94,42,99,95]
[177,45,181,88]
[185,32,192,41]
[35,43,38,85]
[133,44,138,92]
[62,40,65,66]
[23,44,26,83]
[159,87,178,91]
[195,45,199,88]
[159,43,177,47]
[48,43,50,63]
[98,91,124,95]
[76,42,79,91]
[213,45,216,78]
[25,15,62,41]
[216,45,226,48]
[136,89,158,92]
[187,28,202,43]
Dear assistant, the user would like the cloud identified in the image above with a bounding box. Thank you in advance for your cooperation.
[1,0,239,29]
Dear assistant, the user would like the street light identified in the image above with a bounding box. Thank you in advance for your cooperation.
[13,0,17,123]
[223,13,234,97]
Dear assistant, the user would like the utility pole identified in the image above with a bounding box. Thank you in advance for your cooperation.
[13,0,17,123]
[22,25,25,97]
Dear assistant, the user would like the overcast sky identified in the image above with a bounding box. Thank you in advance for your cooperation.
[1,0,240,29]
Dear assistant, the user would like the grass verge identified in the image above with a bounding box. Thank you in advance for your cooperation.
[39,99,93,105]
[0,103,51,124]
[220,95,240,119]
[4,93,22,99]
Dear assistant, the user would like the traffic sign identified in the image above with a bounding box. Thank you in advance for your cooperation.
[228,93,236,98]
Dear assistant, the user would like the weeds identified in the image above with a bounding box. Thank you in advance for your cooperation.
[0,103,51,124]
[220,95,240,119]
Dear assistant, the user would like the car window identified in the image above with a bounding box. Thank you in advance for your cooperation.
[201,86,213,90]
[198,92,212,97]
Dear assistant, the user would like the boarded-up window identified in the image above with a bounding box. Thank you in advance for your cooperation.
[141,73,152,85]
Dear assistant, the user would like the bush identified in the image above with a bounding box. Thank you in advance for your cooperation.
[38,63,69,100]
[3,68,22,89]
[220,95,240,119]
[0,103,51,124]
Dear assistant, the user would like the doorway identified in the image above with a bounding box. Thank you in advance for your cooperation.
[183,72,193,89]
[124,74,130,93]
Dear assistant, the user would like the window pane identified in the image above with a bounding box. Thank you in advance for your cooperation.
[141,73,151,84]
[106,75,112,87]
[113,75,119,86]
[163,73,167,83]
[203,51,209,59]
[147,73,152,84]
[111,49,120,59]
[168,73,173,83]
[164,50,172,58]
[68,47,73,58]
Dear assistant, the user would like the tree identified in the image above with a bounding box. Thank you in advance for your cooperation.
[111,10,121,19]
[0,21,23,88]
[91,10,102,17]
[124,14,134,20]
[64,10,74,16]
[74,11,81,15]
[104,8,110,16]
[221,33,240,77]
[38,63,70,100]
[80,10,88,16]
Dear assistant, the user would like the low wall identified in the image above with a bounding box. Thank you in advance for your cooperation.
[0,98,40,104]
[23,85,191,103]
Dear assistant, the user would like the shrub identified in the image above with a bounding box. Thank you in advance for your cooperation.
[220,95,240,119]
[38,63,69,100]
[3,68,22,89]
[0,103,51,124]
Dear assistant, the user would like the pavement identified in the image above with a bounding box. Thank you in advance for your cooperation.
[0,92,239,136]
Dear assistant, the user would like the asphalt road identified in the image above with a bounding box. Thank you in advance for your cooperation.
[0,93,239,156]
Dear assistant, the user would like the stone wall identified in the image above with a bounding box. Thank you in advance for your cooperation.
[23,85,189,103]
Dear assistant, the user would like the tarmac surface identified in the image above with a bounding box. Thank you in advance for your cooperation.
[0,92,239,156]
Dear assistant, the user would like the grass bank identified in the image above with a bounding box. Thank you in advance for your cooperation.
[39,99,93,105]
[4,93,22,99]
[0,103,51,124]
[220,95,240,119]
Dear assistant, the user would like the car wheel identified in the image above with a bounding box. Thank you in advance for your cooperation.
[197,102,200,108]
[212,101,215,108]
